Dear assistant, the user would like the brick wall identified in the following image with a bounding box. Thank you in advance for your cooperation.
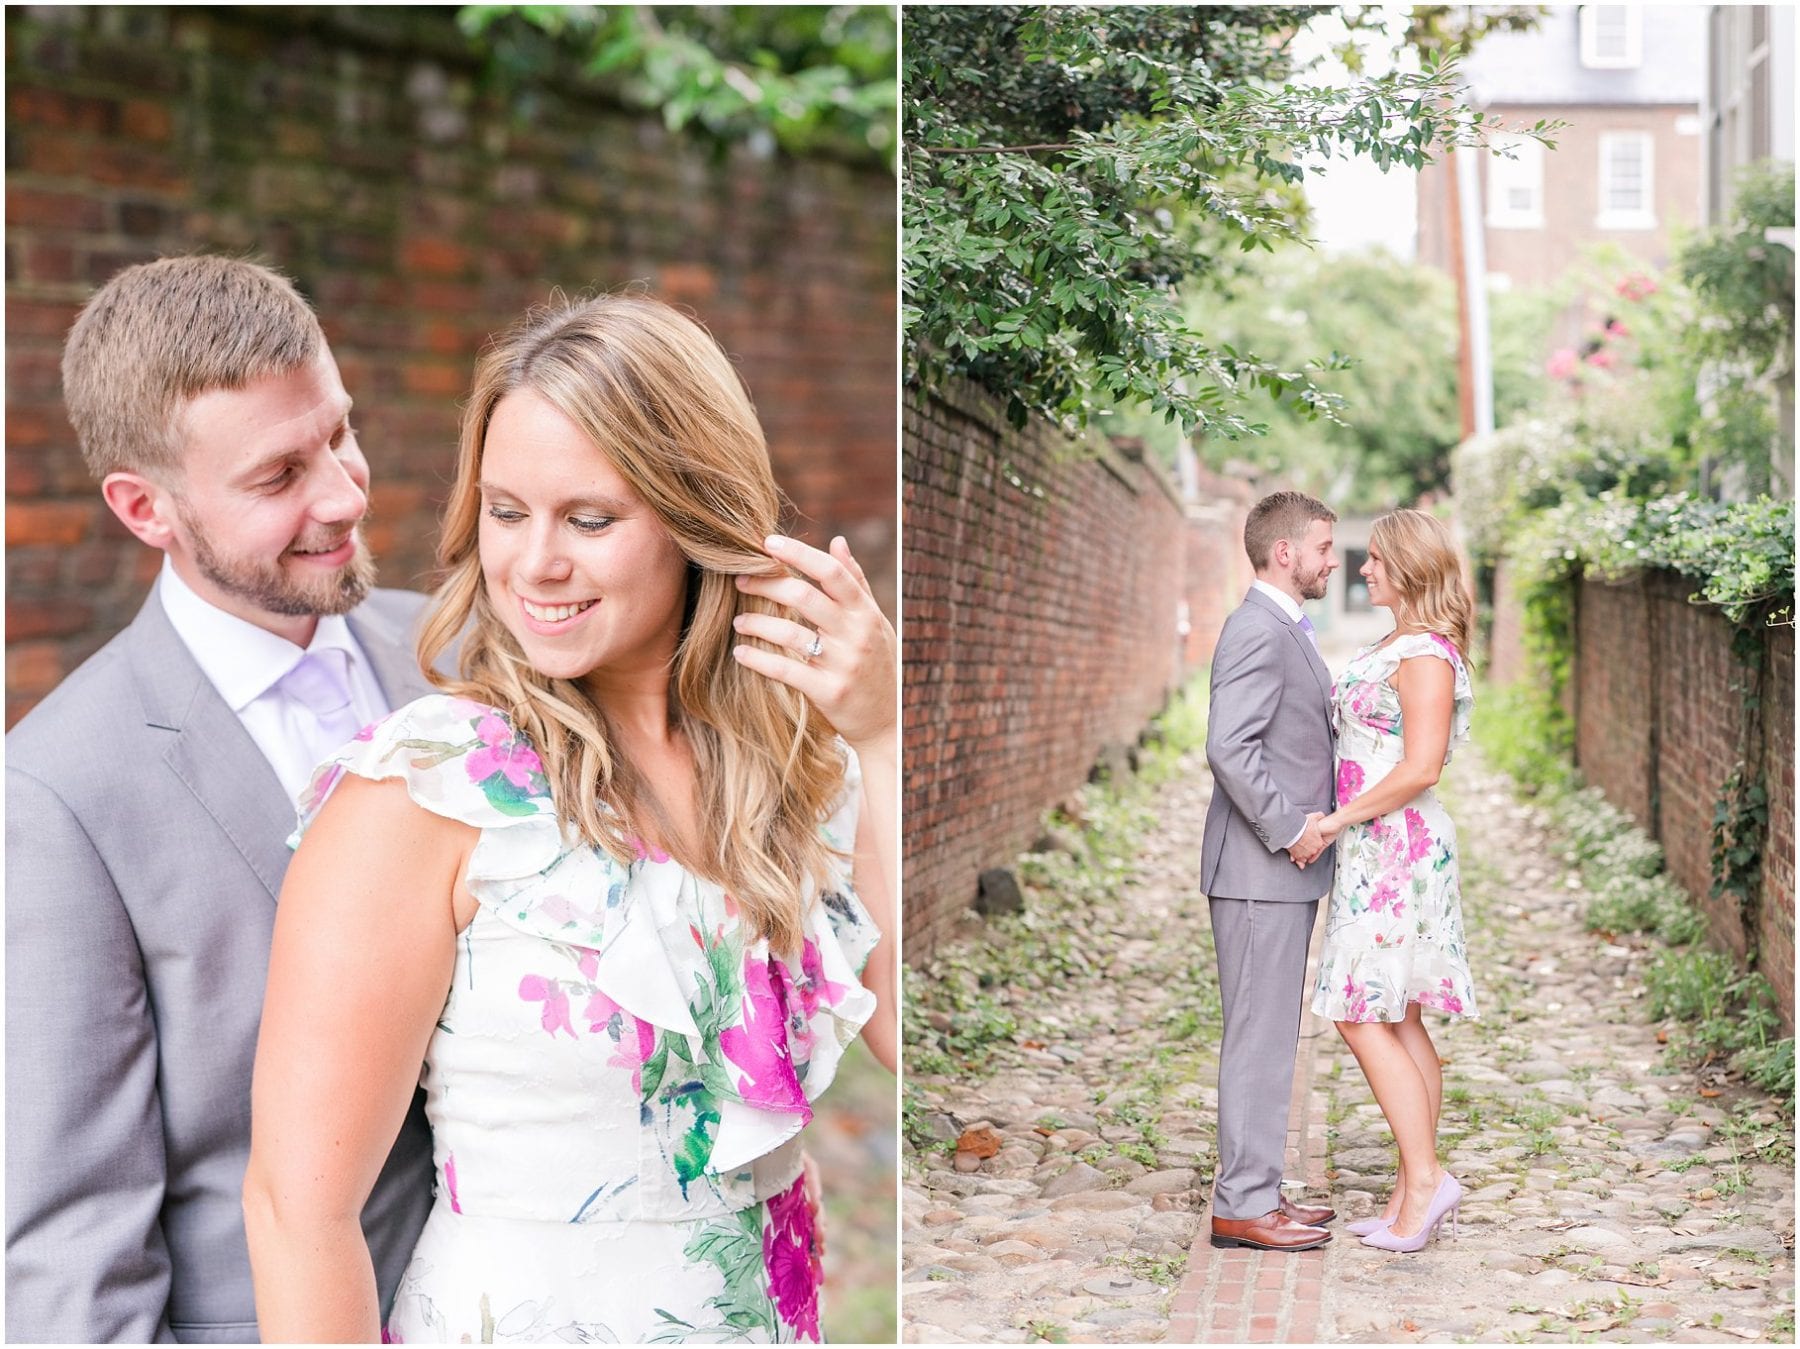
[5,6,895,727]
[1181,469,1255,669]
[1487,559,1527,685]
[1572,572,1795,1030]
[904,380,1238,962]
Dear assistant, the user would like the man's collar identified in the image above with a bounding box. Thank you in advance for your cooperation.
[157,558,357,710]
[1250,577,1304,623]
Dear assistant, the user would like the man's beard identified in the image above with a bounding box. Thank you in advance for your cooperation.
[181,506,376,618]
[1295,561,1331,602]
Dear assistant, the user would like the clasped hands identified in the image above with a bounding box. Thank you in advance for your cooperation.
[1287,811,1343,870]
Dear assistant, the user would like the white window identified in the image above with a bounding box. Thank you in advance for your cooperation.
[1486,136,1545,228]
[1580,5,1643,69]
[1597,132,1656,229]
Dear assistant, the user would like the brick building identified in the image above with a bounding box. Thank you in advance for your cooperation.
[5,6,896,728]
[1417,5,1706,305]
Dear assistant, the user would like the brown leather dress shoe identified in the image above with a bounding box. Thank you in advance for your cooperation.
[1279,1194,1338,1226]
[1209,1210,1332,1251]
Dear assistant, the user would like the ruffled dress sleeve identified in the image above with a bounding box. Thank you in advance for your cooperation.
[710,741,880,1172]
[1393,633,1475,756]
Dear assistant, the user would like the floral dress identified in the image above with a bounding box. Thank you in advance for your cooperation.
[291,694,878,1343]
[1311,632,1478,1024]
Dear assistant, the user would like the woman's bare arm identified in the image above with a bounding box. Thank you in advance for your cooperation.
[243,775,476,1342]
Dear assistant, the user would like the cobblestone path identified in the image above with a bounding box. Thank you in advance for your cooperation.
[902,733,1795,1343]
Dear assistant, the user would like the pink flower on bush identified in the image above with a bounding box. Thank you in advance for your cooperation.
[764,1176,822,1340]
[1616,272,1658,302]
[1336,759,1365,805]
[1584,346,1617,370]
[518,973,575,1038]
[1546,347,1580,379]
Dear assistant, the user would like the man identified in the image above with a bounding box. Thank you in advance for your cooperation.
[6,256,435,1341]
[1200,489,1341,1253]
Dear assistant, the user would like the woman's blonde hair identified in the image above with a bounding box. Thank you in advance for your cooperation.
[418,292,843,955]
[1370,508,1477,665]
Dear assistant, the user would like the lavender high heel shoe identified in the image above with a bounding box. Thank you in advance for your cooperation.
[1359,1173,1461,1252]
[1345,1215,1393,1236]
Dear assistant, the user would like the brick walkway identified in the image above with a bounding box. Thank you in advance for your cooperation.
[1168,923,1333,1344]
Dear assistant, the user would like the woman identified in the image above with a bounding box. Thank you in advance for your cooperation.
[243,294,897,1341]
[1311,508,1477,1254]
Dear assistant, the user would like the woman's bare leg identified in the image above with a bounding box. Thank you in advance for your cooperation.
[1335,1018,1443,1236]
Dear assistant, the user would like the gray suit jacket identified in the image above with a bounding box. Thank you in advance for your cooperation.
[5,587,437,1343]
[1201,587,1337,902]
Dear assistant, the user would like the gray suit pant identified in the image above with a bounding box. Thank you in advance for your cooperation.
[1208,896,1318,1220]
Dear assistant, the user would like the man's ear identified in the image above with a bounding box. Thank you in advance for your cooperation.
[101,471,179,551]
[1271,537,1293,570]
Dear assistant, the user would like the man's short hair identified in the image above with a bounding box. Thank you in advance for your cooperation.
[1243,489,1337,570]
[61,255,324,479]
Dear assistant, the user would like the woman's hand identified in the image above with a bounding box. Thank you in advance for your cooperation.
[731,534,897,755]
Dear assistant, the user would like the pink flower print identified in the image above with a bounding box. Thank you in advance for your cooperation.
[764,1175,822,1341]
[1336,760,1365,805]
[353,720,378,742]
[1404,808,1433,863]
[1436,977,1464,1014]
[538,893,605,931]
[583,988,657,1088]
[628,835,671,863]
[1339,973,1371,1022]
[719,955,811,1120]
[299,763,346,817]
[577,948,599,981]
[443,1152,462,1214]
[797,937,850,1016]
[465,713,544,789]
[518,974,575,1038]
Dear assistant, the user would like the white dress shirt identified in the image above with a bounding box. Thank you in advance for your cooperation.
[158,559,390,802]
[1250,579,1316,851]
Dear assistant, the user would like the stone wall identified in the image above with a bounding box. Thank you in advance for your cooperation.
[1572,572,1795,1030]
[903,381,1239,962]
[5,6,895,727]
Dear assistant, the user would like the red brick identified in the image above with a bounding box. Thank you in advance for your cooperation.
[401,237,472,277]
[6,187,107,231]
[6,599,94,640]
[119,99,172,142]
[6,640,65,694]
[6,501,92,547]
[400,361,463,397]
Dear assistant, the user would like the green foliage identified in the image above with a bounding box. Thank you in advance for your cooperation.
[903,5,1556,436]
[1157,249,1460,506]
[1470,681,1572,796]
[1734,1038,1795,1100]
[1677,161,1795,376]
[456,5,896,164]
[1512,494,1795,628]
